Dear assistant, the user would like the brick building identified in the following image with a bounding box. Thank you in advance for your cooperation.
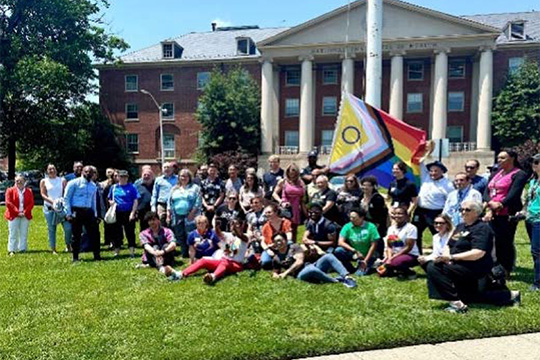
[97,0,540,172]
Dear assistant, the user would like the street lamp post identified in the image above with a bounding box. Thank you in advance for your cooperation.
[140,89,165,166]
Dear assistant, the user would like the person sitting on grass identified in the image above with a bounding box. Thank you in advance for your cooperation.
[379,205,419,279]
[270,232,305,279]
[138,212,177,276]
[417,214,453,268]
[302,203,338,255]
[425,200,521,313]
[334,207,380,275]
[260,203,293,269]
[169,216,249,285]
[186,215,221,264]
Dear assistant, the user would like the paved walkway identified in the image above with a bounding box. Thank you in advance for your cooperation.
[299,333,540,360]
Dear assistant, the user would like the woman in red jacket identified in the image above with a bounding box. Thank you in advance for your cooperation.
[4,175,34,256]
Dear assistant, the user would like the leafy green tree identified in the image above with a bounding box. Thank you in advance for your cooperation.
[0,0,128,178]
[18,102,132,176]
[195,67,261,161]
[492,61,540,147]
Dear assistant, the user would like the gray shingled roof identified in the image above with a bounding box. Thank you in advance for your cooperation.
[120,27,289,63]
[463,11,540,44]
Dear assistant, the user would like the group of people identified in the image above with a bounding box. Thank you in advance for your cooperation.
[4,144,539,313]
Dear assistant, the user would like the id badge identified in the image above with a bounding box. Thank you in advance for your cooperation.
[491,188,497,197]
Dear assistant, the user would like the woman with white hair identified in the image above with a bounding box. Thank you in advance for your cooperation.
[4,175,34,255]
[425,200,520,313]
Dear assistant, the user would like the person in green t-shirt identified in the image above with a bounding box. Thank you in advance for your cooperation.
[335,207,380,275]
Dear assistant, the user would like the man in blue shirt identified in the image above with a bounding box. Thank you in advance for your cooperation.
[64,161,83,183]
[65,166,100,262]
[151,162,178,226]
[465,159,488,195]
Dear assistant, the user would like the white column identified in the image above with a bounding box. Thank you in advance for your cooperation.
[431,49,449,140]
[477,47,494,150]
[389,52,404,119]
[260,59,274,154]
[299,56,314,153]
[341,55,355,94]
[365,0,383,108]
[469,59,480,143]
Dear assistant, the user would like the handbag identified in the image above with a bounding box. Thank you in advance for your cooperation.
[104,203,117,224]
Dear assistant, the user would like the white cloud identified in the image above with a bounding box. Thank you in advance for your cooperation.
[211,18,233,28]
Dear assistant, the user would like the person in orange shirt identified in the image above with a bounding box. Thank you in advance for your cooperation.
[260,203,292,269]
[4,175,34,256]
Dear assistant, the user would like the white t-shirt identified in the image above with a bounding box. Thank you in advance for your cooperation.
[43,177,63,213]
[418,164,454,210]
[424,232,451,261]
[385,222,419,256]
[221,232,248,263]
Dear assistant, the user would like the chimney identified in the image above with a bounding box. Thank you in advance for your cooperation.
[211,22,217,31]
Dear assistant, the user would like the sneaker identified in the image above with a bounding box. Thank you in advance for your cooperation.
[444,303,468,313]
[168,271,182,282]
[135,263,150,269]
[342,276,357,289]
[529,284,540,292]
[354,268,369,276]
[203,273,215,285]
[511,291,521,307]
[8,252,14,257]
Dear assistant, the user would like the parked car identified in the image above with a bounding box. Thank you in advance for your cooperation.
[0,170,44,206]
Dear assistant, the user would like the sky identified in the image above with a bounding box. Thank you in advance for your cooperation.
[103,0,540,53]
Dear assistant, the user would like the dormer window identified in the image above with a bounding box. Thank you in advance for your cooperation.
[161,41,183,59]
[236,37,256,55]
[508,21,526,40]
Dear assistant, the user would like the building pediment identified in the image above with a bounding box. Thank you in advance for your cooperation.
[259,0,500,48]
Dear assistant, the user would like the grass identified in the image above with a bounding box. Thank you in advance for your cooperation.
[1,206,540,360]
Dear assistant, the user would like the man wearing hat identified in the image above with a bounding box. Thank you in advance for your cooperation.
[412,159,454,254]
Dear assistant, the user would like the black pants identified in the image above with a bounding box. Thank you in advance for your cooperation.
[112,210,136,248]
[103,222,115,246]
[138,207,151,232]
[145,245,175,268]
[172,215,191,258]
[490,215,518,274]
[426,261,512,306]
[71,207,100,261]
[412,207,441,255]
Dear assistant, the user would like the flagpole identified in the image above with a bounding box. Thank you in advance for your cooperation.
[365,0,383,108]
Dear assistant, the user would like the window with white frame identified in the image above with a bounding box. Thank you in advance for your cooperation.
[197,72,210,90]
[322,66,338,85]
[161,74,174,91]
[163,133,175,159]
[407,62,424,81]
[285,98,300,117]
[284,131,299,147]
[162,43,174,58]
[285,68,300,86]
[322,96,337,116]
[126,134,139,153]
[448,92,465,112]
[161,103,174,121]
[509,22,525,40]
[449,59,466,79]
[321,130,334,146]
[406,93,423,113]
[236,38,256,55]
[125,103,138,120]
[125,75,138,92]
[509,57,524,75]
[447,126,463,143]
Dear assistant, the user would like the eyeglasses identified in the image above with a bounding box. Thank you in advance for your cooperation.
[459,208,473,213]
[465,166,477,170]
[229,197,238,200]
[434,222,447,226]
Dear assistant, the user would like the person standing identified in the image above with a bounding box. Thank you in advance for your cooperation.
[64,161,83,182]
[101,168,117,248]
[108,170,140,258]
[443,172,482,226]
[4,175,34,256]
[273,163,306,242]
[523,154,540,291]
[64,166,100,262]
[201,163,225,224]
[151,162,178,226]
[465,159,488,195]
[225,164,243,194]
[263,155,284,201]
[387,162,418,215]
[40,164,71,254]
[135,167,155,231]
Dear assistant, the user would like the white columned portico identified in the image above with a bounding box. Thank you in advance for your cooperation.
[341,55,355,94]
[299,55,315,153]
[431,49,449,140]
[260,59,274,154]
[477,47,494,150]
[389,52,404,119]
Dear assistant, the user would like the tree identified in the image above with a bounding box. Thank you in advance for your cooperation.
[492,61,540,147]
[17,102,133,176]
[195,67,261,162]
[0,0,128,178]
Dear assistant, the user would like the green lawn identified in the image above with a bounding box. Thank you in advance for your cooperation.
[1,207,539,360]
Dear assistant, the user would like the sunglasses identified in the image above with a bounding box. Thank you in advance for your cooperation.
[459,208,473,213]
[229,197,238,200]
[434,221,447,225]
[465,166,477,170]
[534,161,540,165]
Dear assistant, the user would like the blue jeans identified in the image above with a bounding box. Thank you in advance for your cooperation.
[261,250,274,270]
[334,246,356,273]
[44,211,72,250]
[297,254,349,283]
[526,221,540,286]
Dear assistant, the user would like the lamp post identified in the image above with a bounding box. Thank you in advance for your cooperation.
[140,89,165,166]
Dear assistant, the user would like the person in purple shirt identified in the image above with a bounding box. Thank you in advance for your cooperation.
[187,215,220,264]
[108,170,140,258]
[139,211,177,275]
